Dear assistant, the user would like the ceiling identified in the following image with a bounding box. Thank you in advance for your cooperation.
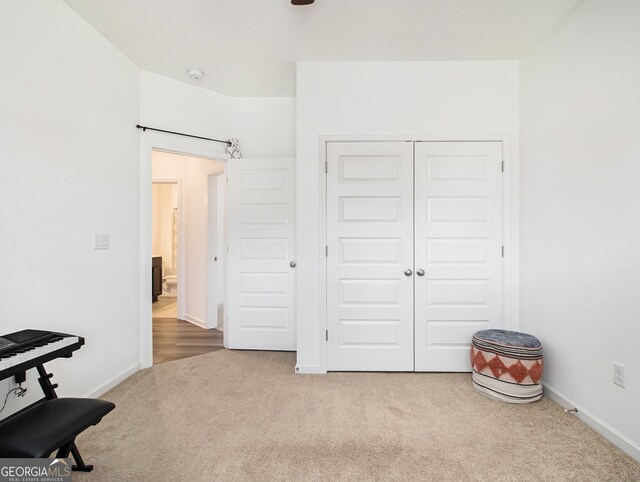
[63,0,581,97]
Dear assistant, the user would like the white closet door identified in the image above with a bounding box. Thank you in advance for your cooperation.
[227,158,296,350]
[326,142,414,371]
[414,142,503,371]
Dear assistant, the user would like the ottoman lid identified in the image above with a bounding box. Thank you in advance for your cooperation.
[473,329,542,349]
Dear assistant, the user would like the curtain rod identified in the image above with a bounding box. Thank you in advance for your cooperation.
[136,124,231,146]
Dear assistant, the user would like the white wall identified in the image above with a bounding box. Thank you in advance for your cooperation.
[141,71,296,159]
[152,151,224,327]
[296,61,519,372]
[0,0,140,415]
[520,0,640,459]
[233,97,296,158]
[140,70,234,153]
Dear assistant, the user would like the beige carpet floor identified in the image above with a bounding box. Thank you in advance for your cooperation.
[74,350,640,482]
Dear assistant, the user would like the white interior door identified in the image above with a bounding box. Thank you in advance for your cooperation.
[326,142,414,371]
[414,142,503,371]
[227,157,296,350]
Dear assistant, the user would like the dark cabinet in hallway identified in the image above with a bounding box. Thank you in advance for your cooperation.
[152,256,162,302]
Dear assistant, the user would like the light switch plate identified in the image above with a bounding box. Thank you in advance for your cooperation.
[94,233,110,250]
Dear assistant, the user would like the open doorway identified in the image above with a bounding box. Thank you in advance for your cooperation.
[151,149,226,364]
[151,180,179,320]
[140,132,297,367]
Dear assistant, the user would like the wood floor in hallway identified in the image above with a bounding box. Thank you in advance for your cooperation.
[152,298,224,364]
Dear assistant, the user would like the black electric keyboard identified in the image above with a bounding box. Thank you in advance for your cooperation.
[0,329,84,381]
[0,329,110,473]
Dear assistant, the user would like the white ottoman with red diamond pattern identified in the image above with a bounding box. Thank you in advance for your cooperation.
[470,329,544,403]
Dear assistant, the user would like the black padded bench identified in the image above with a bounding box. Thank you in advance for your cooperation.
[0,398,115,470]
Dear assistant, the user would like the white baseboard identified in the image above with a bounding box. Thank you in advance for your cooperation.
[543,383,640,463]
[183,314,207,328]
[295,365,326,374]
[83,362,140,399]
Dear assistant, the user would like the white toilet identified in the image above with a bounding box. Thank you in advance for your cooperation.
[162,275,178,297]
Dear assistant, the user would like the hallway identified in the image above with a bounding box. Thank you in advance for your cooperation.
[152,299,223,364]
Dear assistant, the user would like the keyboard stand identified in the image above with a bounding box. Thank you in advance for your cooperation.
[35,364,94,472]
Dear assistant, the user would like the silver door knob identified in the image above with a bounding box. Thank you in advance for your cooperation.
[404,269,412,276]
[290,261,297,268]
[416,269,425,277]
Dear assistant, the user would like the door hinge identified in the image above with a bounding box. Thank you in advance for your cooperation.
[501,245,505,257]
[325,245,328,257]
[325,330,328,341]
[325,161,328,173]
[501,160,505,173]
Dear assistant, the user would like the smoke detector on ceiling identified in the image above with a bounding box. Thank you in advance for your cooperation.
[187,69,204,81]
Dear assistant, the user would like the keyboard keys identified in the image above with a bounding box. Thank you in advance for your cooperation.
[0,335,81,375]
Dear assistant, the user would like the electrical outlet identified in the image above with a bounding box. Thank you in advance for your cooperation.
[614,363,626,388]
[94,233,110,250]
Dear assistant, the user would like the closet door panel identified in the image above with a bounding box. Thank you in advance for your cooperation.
[326,141,414,371]
[414,142,503,371]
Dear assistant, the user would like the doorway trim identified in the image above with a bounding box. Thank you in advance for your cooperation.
[140,131,228,369]
[205,168,226,331]
[317,134,518,373]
